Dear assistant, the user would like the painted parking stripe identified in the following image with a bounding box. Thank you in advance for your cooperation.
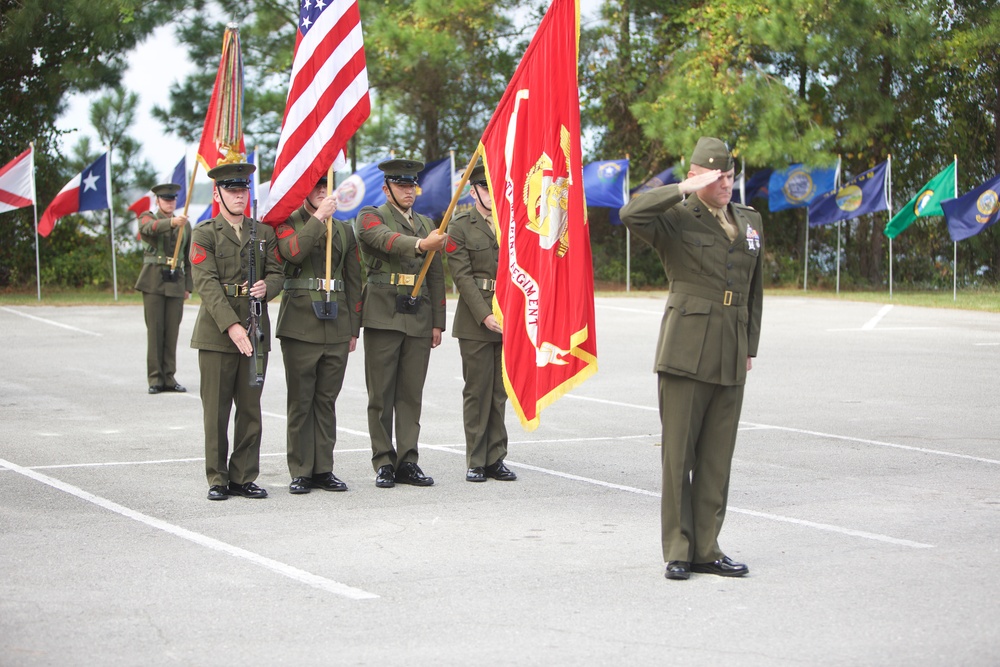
[0,457,378,600]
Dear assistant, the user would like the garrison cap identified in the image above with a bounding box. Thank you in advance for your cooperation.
[469,164,487,186]
[379,158,423,184]
[207,162,255,189]
[151,183,181,199]
[690,137,734,171]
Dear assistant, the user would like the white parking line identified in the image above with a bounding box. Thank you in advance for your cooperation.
[862,304,894,330]
[1,306,102,336]
[0,457,379,601]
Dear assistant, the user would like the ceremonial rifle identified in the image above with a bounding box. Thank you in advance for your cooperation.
[247,198,265,386]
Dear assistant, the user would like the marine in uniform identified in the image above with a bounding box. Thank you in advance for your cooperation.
[445,164,516,483]
[274,176,363,494]
[189,162,284,501]
[134,183,192,394]
[354,159,447,488]
[619,137,763,580]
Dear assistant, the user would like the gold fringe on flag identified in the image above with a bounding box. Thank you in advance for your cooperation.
[215,23,244,165]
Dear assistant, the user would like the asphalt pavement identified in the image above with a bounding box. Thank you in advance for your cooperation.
[1,294,998,665]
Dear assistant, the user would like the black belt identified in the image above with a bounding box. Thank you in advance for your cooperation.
[669,281,743,306]
[283,278,344,292]
[474,278,497,291]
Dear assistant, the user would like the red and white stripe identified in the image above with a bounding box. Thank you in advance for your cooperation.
[0,148,35,213]
[261,0,371,224]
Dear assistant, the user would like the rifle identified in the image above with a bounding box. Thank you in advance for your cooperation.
[246,198,265,387]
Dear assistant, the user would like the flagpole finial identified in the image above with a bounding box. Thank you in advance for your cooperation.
[226,21,240,30]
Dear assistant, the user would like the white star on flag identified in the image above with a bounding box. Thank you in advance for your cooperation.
[82,172,100,192]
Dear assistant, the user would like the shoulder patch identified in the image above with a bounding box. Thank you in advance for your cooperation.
[445,238,458,253]
[276,224,294,239]
[361,212,382,230]
[190,243,207,265]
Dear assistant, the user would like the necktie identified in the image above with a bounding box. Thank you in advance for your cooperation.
[715,208,737,242]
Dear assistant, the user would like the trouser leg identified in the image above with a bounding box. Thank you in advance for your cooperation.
[393,333,431,467]
[229,349,266,485]
[200,350,236,487]
[162,295,184,385]
[283,338,319,478]
[313,341,350,474]
[143,292,166,387]
[459,338,492,468]
[364,328,404,471]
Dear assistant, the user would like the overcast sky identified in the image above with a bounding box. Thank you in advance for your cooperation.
[57,2,606,188]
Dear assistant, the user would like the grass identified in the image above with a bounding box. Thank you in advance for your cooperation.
[2,284,997,313]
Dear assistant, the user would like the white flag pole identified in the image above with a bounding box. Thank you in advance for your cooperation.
[953,154,958,302]
[450,149,457,294]
[803,210,810,292]
[29,143,42,301]
[835,156,842,295]
[625,158,631,293]
[106,148,119,301]
[887,154,893,300]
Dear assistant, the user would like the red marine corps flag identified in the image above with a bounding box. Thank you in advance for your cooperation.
[260,0,371,225]
[478,0,597,430]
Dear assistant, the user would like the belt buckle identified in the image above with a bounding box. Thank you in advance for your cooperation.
[397,274,415,286]
[723,290,733,306]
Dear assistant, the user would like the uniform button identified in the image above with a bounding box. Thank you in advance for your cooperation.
[680,307,687,315]
[726,279,733,287]
[727,263,733,269]
[728,248,735,254]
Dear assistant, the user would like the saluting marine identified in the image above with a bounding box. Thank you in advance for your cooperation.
[274,175,363,494]
[446,163,516,483]
[135,183,192,394]
[189,162,284,501]
[620,137,763,581]
[354,158,447,489]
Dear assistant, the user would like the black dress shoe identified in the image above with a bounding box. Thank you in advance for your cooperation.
[312,472,348,492]
[289,476,313,494]
[148,385,163,394]
[665,560,691,580]
[207,485,229,501]
[691,556,749,577]
[164,383,186,393]
[375,465,395,488]
[466,467,486,482]
[395,462,434,486]
[228,481,268,498]
[484,460,517,481]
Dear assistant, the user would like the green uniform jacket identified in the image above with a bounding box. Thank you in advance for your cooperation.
[354,202,446,336]
[189,215,284,352]
[447,207,501,343]
[620,184,763,386]
[274,207,363,343]
[134,209,194,295]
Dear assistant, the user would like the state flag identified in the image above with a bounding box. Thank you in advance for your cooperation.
[583,159,629,208]
[808,161,889,226]
[769,163,837,212]
[941,173,1000,242]
[331,160,386,221]
[884,162,957,239]
[38,153,110,237]
[0,148,35,214]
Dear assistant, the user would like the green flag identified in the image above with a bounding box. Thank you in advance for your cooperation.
[884,162,957,239]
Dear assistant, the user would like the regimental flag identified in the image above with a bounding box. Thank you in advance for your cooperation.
[331,160,386,221]
[768,163,837,212]
[583,159,629,208]
[262,0,371,225]
[0,148,35,213]
[128,155,187,218]
[477,0,598,431]
[733,168,772,205]
[941,173,1000,242]
[412,157,454,220]
[808,161,889,226]
[38,153,110,237]
[884,162,957,239]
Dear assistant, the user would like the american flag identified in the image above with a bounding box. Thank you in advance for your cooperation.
[261,0,371,225]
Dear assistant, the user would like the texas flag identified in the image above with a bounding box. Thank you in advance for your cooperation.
[0,148,35,214]
[38,153,110,237]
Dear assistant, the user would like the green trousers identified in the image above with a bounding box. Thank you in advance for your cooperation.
[658,372,744,563]
[458,338,508,468]
[142,292,184,388]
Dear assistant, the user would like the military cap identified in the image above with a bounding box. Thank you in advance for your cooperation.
[469,164,488,186]
[151,183,181,199]
[207,162,255,189]
[690,137,734,171]
[378,158,423,184]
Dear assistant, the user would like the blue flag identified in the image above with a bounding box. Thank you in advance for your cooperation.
[808,161,889,226]
[196,203,214,225]
[733,169,772,204]
[170,156,187,208]
[941,173,1000,242]
[333,160,388,221]
[769,163,837,212]
[583,159,629,208]
[631,167,680,198]
[412,157,454,220]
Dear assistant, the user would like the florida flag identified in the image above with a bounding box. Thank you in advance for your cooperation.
[478,0,597,431]
[0,148,35,214]
[38,153,110,237]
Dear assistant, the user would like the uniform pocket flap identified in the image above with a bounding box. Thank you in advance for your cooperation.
[681,230,716,247]
[666,292,712,316]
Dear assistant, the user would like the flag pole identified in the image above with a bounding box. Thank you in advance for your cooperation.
[625,153,631,293]
[408,150,481,299]
[803,211,810,292]
[30,142,41,301]
[106,148,119,301]
[450,149,457,294]
[887,154,893,300]
[835,155,842,295]
[953,154,958,302]
[170,155,197,271]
